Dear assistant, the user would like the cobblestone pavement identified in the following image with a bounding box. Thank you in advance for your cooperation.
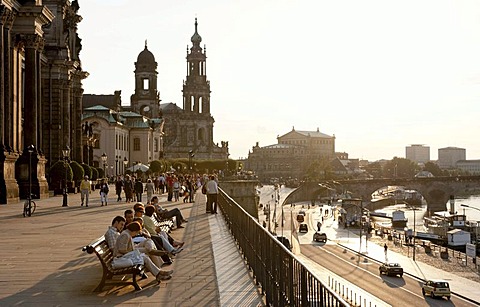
[368,235,480,283]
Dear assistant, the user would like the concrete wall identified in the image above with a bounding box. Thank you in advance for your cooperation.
[219,180,259,219]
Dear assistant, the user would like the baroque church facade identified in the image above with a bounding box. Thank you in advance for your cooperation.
[81,19,228,172]
[1,0,86,204]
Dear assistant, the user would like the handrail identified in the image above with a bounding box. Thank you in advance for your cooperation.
[218,187,349,307]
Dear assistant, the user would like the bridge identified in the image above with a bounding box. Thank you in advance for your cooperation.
[284,176,480,212]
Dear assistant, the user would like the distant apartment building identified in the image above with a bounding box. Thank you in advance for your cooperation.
[456,160,480,175]
[438,147,466,169]
[406,144,430,164]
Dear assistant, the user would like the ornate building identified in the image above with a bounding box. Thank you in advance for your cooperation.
[160,18,228,160]
[81,19,228,171]
[246,127,336,181]
[1,0,85,203]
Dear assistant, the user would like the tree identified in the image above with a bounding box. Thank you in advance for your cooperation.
[149,160,163,174]
[70,161,84,187]
[363,161,383,178]
[49,160,73,189]
[91,167,99,180]
[81,163,92,179]
[383,157,419,178]
[423,162,443,176]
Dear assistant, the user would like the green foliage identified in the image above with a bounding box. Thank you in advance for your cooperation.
[70,161,84,186]
[363,161,383,178]
[423,162,444,176]
[304,157,332,181]
[49,160,73,186]
[91,167,99,180]
[383,157,419,178]
[149,160,163,174]
[97,167,105,179]
[81,163,92,179]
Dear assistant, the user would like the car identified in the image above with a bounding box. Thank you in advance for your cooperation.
[379,262,403,277]
[313,232,327,243]
[422,279,451,300]
[298,210,306,216]
[299,223,308,233]
[296,214,305,222]
[276,236,292,250]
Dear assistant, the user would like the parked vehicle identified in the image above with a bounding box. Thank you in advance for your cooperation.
[296,214,305,222]
[379,262,403,277]
[313,232,327,243]
[299,223,308,233]
[422,279,451,300]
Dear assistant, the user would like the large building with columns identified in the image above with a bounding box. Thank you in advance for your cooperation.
[0,0,86,203]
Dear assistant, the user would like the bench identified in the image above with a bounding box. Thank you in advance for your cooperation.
[152,212,174,233]
[83,236,145,291]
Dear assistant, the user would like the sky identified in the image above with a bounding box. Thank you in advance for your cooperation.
[77,0,480,161]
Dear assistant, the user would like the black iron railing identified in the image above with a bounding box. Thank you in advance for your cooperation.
[218,188,349,307]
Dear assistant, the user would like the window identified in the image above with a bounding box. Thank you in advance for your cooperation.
[133,138,140,151]
[143,78,149,90]
[154,138,159,152]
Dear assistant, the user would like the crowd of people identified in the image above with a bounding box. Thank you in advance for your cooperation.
[94,172,220,285]
[104,201,186,284]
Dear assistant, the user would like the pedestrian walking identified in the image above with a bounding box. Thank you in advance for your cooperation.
[80,175,91,207]
[317,221,321,231]
[99,179,109,206]
[145,179,155,203]
[384,243,388,256]
[115,176,124,202]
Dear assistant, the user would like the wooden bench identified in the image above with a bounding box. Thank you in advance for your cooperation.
[83,236,145,291]
[152,212,174,233]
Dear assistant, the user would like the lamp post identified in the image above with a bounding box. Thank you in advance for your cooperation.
[62,146,70,207]
[188,150,194,174]
[82,121,93,166]
[27,145,35,201]
[406,205,418,261]
[123,157,128,175]
[101,152,107,179]
[115,156,119,177]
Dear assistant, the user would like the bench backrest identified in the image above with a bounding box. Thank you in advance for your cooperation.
[85,237,115,270]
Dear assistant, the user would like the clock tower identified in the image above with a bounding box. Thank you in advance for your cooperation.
[131,41,161,117]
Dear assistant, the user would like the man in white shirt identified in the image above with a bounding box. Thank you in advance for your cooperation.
[205,175,218,214]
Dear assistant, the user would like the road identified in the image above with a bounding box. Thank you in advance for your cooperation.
[259,185,479,306]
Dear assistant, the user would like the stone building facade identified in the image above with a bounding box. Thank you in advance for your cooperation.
[160,19,228,160]
[81,19,228,170]
[1,0,85,203]
[245,128,335,182]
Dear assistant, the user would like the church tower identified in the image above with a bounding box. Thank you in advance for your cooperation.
[182,18,211,114]
[131,41,161,118]
[161,18,228,160]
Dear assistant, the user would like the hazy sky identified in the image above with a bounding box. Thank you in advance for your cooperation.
[78,0,480,161]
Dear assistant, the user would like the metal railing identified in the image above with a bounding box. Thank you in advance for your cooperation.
[218,188,349,307]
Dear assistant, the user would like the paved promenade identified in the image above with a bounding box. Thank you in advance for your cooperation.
[0,188,264,306]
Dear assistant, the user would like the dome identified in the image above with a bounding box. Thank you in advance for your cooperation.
[191,18,202,45]
[137,45,156,64]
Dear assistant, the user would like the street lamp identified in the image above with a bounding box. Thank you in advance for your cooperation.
[406,205,418,261]
[188,150,194,173]
[123,157,128,175]
[115,156,120,177]
[62,146,70,207]
[101,152,107,179]
[27,145,35,202]
[82,121,93,166]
